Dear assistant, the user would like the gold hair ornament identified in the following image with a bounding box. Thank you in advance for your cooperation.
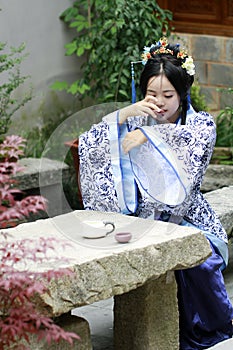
[141,37,195,76]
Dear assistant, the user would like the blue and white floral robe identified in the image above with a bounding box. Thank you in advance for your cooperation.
[79,105,233,349]
[79,106,228,262]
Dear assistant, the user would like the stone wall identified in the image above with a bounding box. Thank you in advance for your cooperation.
[175,33,233,111]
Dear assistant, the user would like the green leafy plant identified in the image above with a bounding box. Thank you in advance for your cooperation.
[0,41,31,136]
[215,88,233,148]
[51,0,173,103]
[211,88,233,165]
[190,81,208,112]
[22,117,82,210]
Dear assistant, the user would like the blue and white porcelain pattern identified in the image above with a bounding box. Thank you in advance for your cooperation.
[79,106,228,245]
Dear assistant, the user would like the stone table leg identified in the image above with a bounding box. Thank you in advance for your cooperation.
[19,313,92,350]
[114,272,179,350]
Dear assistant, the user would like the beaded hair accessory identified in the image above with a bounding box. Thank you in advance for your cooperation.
[141,37,195,76]
[130,37,195,103]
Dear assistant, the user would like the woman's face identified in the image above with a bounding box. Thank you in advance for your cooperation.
[146,75,180,123]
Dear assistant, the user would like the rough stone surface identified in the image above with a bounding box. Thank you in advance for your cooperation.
[208,63,233,86]
[14,157,70,217]
[114,273,179,350]
[192,35,223,61]
[1,210,216,350]
[177,34,233,110]
[204,186,233,237]
[3,210,211,317]
[201,164,233,193]
[15,157,70,190]
[43,230,210,317]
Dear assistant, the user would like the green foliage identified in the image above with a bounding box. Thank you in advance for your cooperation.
[215,88,233,148]
[23,112,84,210]
[51,0,173,103]
[190,81,208,112]
[23,112,83,160]
[0,41,31,135]
[23,115,68,159]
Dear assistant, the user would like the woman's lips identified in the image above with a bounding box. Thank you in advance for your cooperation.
[156,109,166,116]
[155,110,169,123]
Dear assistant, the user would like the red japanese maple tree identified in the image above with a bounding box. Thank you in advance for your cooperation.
[0,135,46,229]
[0,236,80,349]
[0,135,80,349]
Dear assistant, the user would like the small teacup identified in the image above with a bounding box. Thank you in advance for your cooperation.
[115,232,132,243]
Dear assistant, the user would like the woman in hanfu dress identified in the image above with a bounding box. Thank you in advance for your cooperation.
[78,37,233,349]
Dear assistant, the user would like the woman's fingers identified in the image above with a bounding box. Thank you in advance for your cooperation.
[122,130,147,153]
[118,97,162,124]
[137,100,162,115]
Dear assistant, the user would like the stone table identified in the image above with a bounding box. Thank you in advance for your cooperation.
[2,210,212,350]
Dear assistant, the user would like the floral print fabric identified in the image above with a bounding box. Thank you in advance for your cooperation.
[79,107,228,243]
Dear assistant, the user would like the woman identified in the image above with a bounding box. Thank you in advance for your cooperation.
[79,37,233,349]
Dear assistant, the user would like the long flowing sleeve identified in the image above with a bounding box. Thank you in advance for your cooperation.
[78,107,228,243]
[79,114,121,212]
[132,108,216,216]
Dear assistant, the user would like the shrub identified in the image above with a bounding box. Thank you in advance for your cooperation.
[0,135,46,228]
[215,88,233,148]
[51,0,173,103]
[190,81,208,112]
[0,41,31,136]
[0,135,80,348]
[0,235,80,349]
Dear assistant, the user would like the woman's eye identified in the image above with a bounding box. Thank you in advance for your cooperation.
[165,95,173,98]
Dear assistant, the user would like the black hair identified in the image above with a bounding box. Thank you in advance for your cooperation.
[139,44,194,125]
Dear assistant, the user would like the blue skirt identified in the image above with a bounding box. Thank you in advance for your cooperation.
[175,241,233,350]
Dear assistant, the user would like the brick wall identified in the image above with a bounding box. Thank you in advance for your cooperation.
[175,33,233,111]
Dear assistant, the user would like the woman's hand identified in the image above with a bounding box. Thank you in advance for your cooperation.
[122,129,147,154]
[118,95,162,125]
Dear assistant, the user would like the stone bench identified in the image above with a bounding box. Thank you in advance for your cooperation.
[208,338,233,349]
[2,210,211,350]
[204,186,233,238]
[201,164,233,193]
[15,157,70,217]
